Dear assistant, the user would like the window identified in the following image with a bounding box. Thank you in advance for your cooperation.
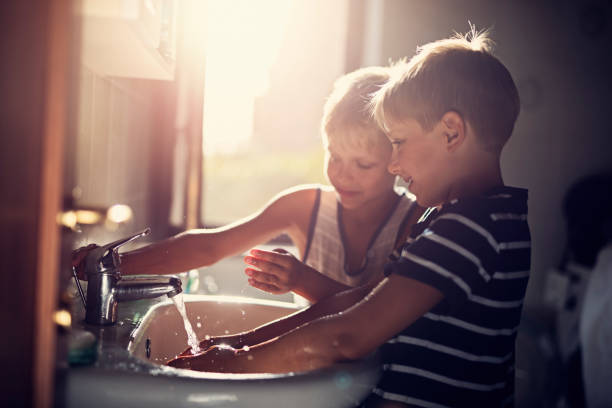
[199,0,350,226]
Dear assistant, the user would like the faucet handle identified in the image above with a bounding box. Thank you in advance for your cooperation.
[86,228,151,274]
[101,227,151,254]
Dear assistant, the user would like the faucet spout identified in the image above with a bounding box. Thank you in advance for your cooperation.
[115,276,182,302]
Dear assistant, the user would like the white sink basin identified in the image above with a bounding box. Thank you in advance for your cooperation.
[128,295,301,364]
[123,294,381,407]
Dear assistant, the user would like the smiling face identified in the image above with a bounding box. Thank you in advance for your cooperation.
[386,118,452,207]
[324,129,396,210]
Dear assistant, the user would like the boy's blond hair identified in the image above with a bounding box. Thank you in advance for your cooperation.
[372,26,520,153]
[322,66,391,150]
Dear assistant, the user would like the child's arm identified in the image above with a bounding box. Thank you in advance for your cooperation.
[244,248,352,302]
[76,187,318,277]
[168,275,443,373]
[174,281,375,356]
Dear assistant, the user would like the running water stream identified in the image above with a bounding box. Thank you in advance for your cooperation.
[171,294,201,354]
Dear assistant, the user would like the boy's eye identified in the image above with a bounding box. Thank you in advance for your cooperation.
[356,162,375,169]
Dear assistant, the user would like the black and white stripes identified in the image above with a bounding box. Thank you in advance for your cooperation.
[371,186,530,407]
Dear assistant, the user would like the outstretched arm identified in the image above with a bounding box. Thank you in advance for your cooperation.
[177,281,377,356]
[168,275,443,372]
[73,187,318,277]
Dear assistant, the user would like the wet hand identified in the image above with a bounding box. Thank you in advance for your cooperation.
[244,248,305,294]
[167,345,239,372]
[71,243,98,280]
[176,334,242,357]
[177,338,214,358]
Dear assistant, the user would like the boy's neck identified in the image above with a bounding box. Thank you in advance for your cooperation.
[446,154,504,203]
[341,189,400,226]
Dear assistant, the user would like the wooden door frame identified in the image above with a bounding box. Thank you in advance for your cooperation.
[34,1,73,407]
[0,1,73,407]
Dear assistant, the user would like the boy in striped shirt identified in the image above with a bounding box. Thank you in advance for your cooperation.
[169,27,530,408]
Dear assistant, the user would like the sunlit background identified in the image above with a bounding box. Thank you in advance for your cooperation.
[202,0,293,156]
[198,0,349,225]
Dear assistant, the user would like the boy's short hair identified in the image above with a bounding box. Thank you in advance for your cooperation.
[322,66,391,150]
[372,27,520,153]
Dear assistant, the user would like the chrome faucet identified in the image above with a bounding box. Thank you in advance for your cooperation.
[78,228,182,325]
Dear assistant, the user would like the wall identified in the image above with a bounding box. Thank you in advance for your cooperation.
[373,0,612,309]
[69,68,176,247]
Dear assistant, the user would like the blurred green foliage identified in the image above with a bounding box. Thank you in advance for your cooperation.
[203,148,326,225]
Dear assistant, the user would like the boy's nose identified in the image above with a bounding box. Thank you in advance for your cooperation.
[336,167,355,183]
[328,163,352,184]
[387,157,401,175]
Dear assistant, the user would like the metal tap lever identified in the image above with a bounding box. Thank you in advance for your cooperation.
[72,228,151,310]
[85,228,151,275]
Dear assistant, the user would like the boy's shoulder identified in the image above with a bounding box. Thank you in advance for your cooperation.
[425,185,530,246]
[277,183,327,199]
[268,184,324,214]
[440,185,528,221]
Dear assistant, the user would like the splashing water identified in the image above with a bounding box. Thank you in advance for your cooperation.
[171,294,201,354]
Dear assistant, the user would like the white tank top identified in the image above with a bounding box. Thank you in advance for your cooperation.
[302,185,416,287]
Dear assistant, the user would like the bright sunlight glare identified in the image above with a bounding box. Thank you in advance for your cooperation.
[201,0,295,156]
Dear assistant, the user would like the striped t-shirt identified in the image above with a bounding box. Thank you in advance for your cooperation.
[365,186,531,408]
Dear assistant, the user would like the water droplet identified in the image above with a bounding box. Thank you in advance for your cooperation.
[224,330,229,334]
[241,310,246,316]
[118,321,124,326]
[196,322,202,328]
[242,345,250,352]
[247,355,253,360]
[197,315,201,320]
[334,372,353,390]
[205,335,211,340]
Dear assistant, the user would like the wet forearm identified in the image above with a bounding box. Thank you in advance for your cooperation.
[235,284,373,347]
[232,315,355,373]
[294,267,352,302]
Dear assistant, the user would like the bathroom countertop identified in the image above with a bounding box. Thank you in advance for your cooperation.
[61,296,195,408]
[67,296,165,371]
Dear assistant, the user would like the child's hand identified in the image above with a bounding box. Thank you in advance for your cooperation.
[71,243,99,280]
[244,248,305,294]
[177,334,242,357]
[177,338,215,358]
[167,344,238,372]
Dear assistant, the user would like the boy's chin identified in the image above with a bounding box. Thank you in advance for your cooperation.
[414,197,429,207]
[337,197,363,210]
[414,192,440,208]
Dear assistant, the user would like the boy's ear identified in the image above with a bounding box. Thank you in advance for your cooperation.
[440,111,465,151]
